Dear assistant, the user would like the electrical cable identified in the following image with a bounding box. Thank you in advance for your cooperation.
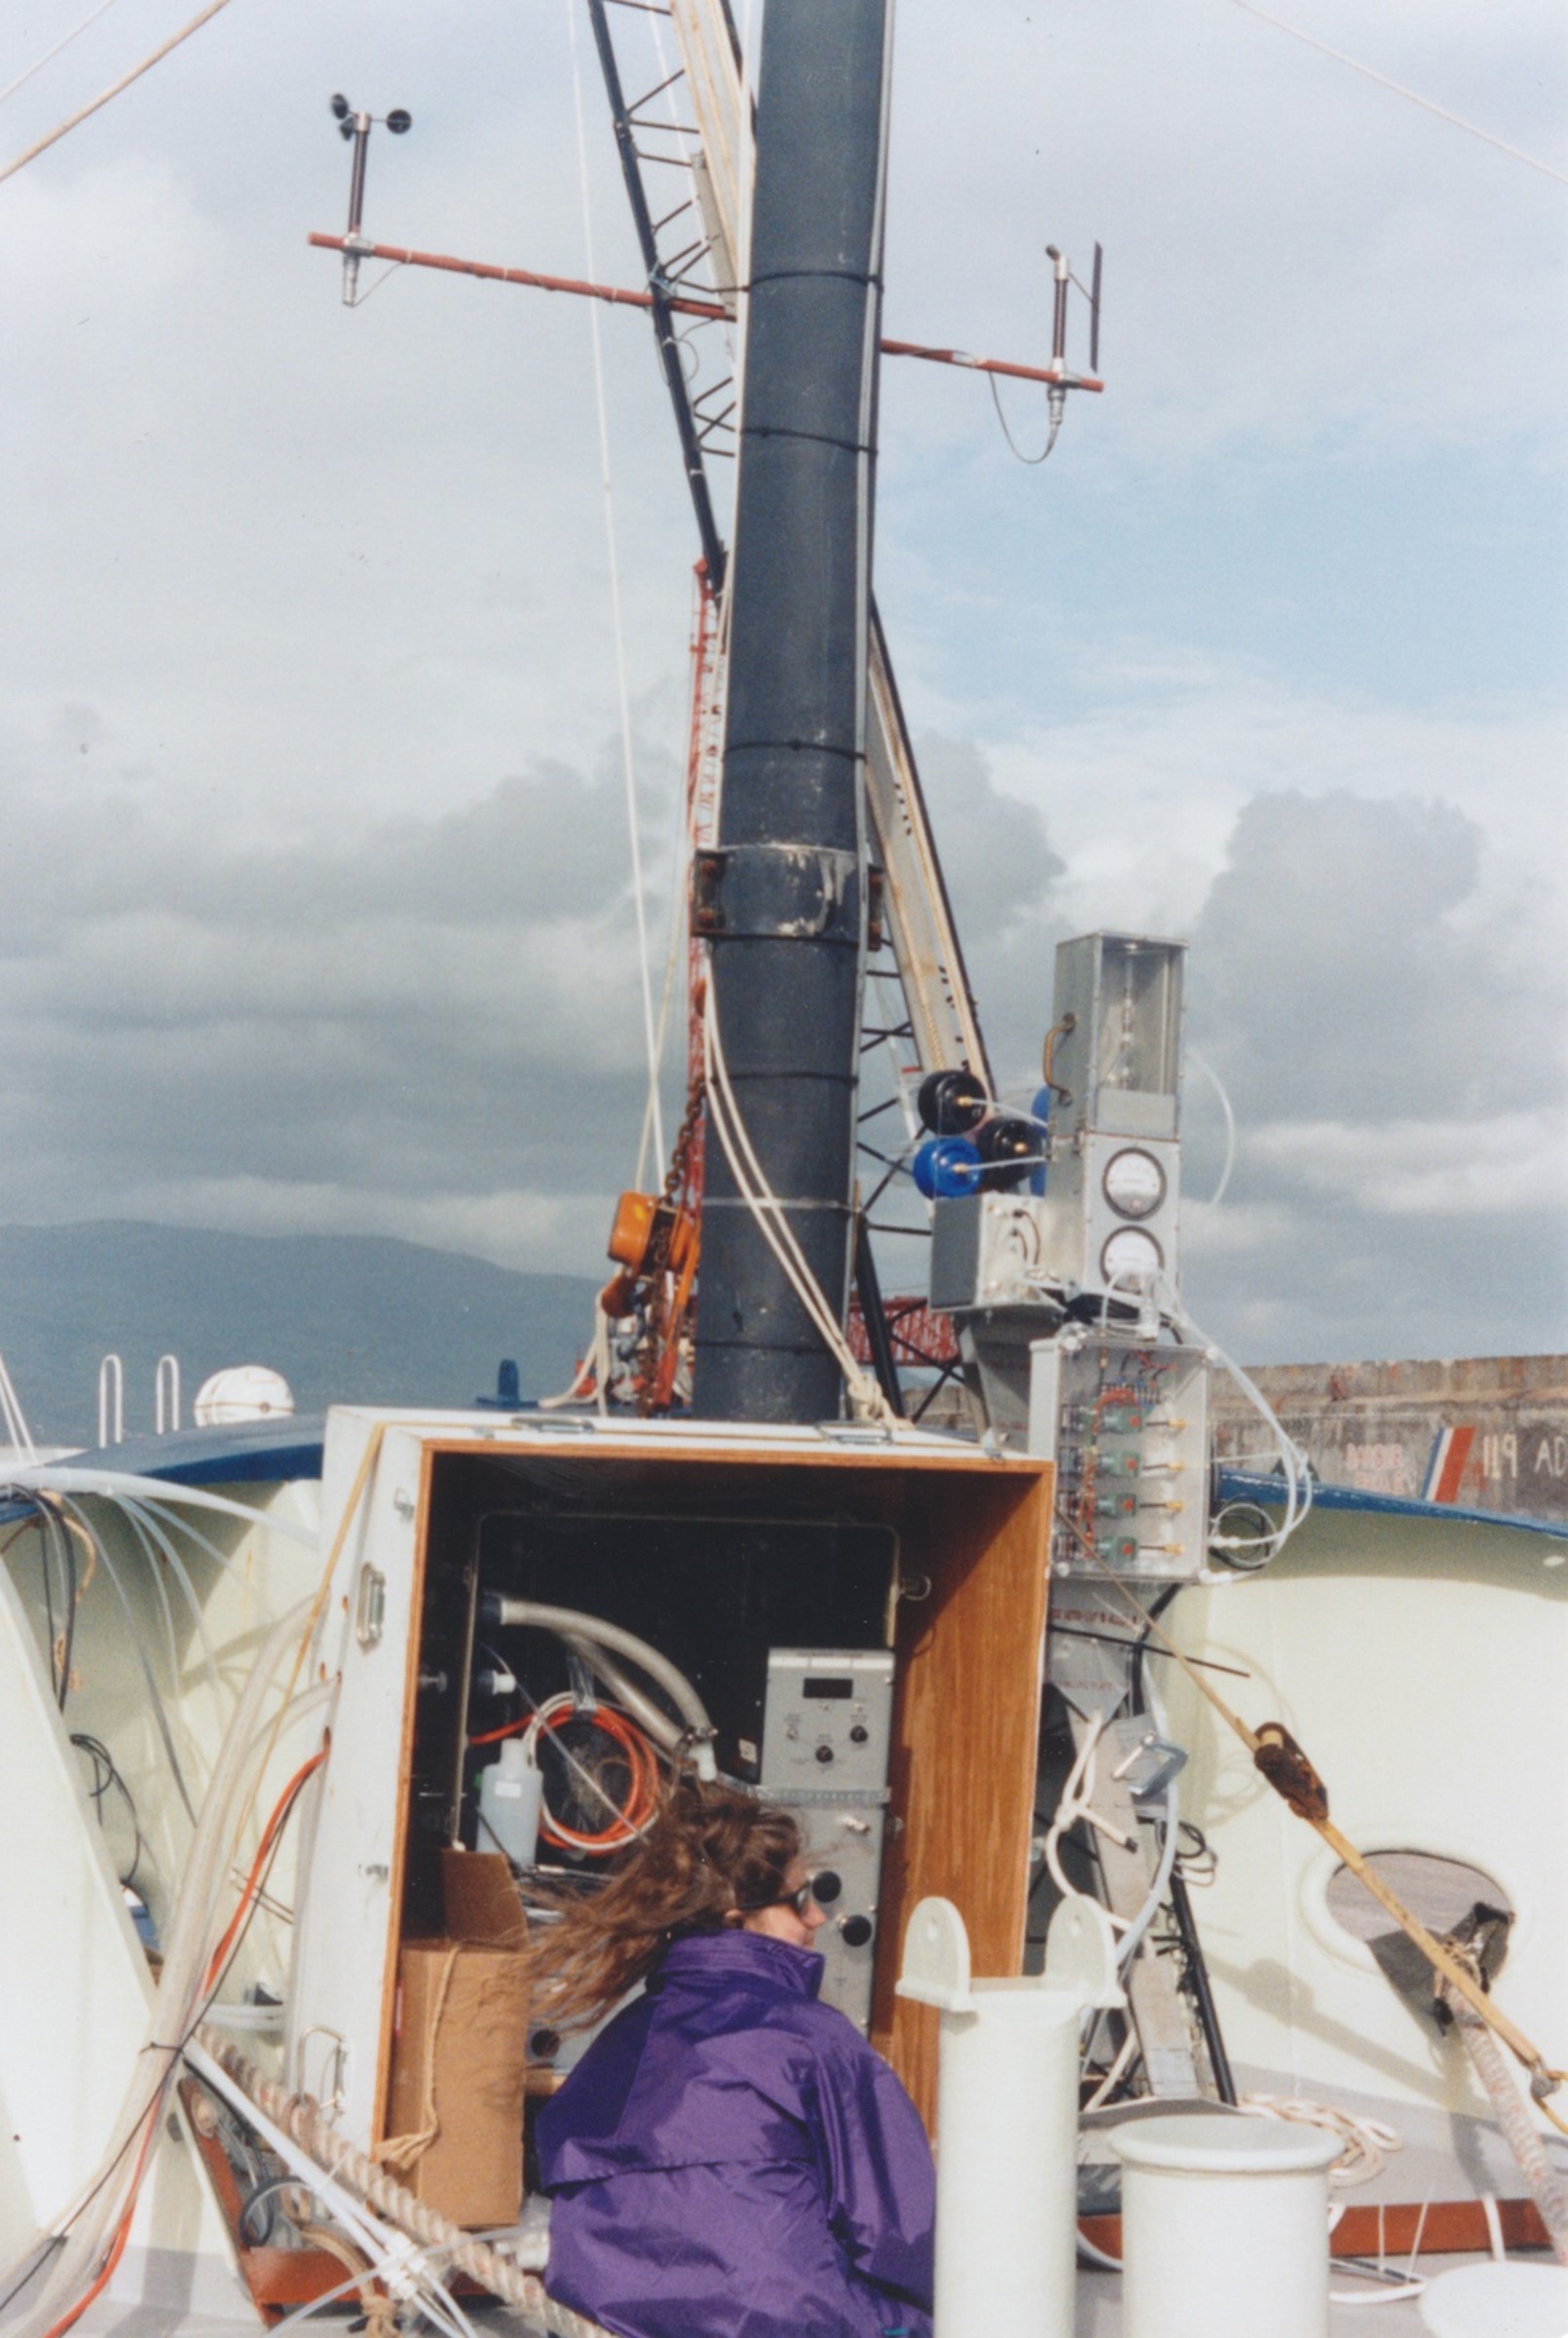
[0,0,237,189]
[1185,1048,1237,1214]
[54,1493,199,1825]
[203,1752,326,1992]
[1161,1290,1312,1566]
[524,1693,660,1853]
[988,368,1062,464]
[70,1731,145,1891]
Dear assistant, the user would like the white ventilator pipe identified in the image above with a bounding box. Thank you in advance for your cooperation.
[898,1894,1123,2338]
[1110,2112,1342,2338]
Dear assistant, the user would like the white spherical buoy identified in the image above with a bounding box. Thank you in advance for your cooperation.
[192,1365,296,1426]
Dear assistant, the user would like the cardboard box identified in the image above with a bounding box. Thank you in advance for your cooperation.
[383,1853,530,2228]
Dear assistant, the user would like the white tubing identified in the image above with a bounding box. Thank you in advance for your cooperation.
[4,1596,316,2337]
[2,1463,317,1544]
[562,1635,686,1757]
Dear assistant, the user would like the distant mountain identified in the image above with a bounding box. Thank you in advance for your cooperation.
[0,1222,600,1449]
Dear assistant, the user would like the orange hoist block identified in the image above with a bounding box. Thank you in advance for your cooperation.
[607,1191,697,1283]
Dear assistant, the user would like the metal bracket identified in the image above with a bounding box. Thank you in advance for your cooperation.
[692,843,861,943]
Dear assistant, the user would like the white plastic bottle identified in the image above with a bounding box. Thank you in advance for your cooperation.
[477,1737,543,1868]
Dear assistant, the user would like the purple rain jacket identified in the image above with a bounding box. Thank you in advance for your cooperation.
[536,1930,934,2338]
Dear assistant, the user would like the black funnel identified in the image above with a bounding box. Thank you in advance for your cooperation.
[691,0,891,1424]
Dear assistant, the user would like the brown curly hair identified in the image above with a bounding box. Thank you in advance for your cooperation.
[522,1778,802,2033]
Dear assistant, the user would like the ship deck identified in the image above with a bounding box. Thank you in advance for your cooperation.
[66,2257,1515,2336]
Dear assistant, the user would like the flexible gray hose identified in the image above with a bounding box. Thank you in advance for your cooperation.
[492,1601,717,1779]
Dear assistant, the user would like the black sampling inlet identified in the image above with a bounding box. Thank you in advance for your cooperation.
[691,0,892,1424]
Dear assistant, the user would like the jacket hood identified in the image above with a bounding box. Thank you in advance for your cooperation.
[651,1928,825,2000]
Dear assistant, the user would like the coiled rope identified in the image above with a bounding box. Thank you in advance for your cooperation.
[191,2028,616,2338]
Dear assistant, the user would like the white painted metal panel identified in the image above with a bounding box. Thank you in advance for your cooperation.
[0,1551,232,2291]
[1166,1510,1568,2165]
[284,1414,428,2146]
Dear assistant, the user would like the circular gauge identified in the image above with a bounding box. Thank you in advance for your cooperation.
[1101,1227,1164,1284]
[1102,1147,1167,1222]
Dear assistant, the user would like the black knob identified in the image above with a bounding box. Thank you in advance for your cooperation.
[528,2025,561,2062]
[849,1723,869,1745]
[812,1869,842,1905]
[840,1914,874,1949]
[917,1067,989,1136]
[975,1114,1041,1192]
[815,1743,835,1765]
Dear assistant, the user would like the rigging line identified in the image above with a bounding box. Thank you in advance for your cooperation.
[0,0,123,110]
[567,0,666,1183]
[0,0,234,188]
[1227,0,1568,189]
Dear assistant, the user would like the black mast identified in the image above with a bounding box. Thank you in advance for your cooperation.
[691,0,892,1423]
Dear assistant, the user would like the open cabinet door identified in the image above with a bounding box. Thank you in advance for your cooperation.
[877,1463,1054,2124]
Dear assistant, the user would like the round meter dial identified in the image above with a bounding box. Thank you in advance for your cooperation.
[1101,1227,1164,1284]
[1102,1147,1167,1222]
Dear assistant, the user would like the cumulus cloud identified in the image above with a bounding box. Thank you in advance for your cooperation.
[1177,787,1568,1351]
[0,0,1558,1367]
[1247,1111,1568,1218]
[0,748,679,1265]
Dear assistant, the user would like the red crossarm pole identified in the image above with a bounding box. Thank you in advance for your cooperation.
[306,233,1104,392]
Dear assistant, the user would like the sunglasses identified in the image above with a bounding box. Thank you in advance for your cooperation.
[736,1881,816,1917]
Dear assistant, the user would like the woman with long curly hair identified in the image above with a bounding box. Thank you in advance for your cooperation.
[531,1777,933,2338]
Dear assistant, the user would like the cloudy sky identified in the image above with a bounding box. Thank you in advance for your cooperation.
[0,0,1563,1366]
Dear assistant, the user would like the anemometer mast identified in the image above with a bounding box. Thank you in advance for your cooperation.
[327,93,411,306]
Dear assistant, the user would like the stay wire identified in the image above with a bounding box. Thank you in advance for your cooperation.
[565,0,666,1183]
[1227,0,1568,189]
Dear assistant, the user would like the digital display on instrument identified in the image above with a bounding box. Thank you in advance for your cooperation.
[803,1677,855,1700]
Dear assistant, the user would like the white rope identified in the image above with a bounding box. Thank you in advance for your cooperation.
[190,2029,615,2338]
[1443,1992,1568,2263]
[0,0,235,187]
[1237,2093,1402,2189]
[1227,0,1568,190]
[538,1301,612,1413]
[565,0,665,1185]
